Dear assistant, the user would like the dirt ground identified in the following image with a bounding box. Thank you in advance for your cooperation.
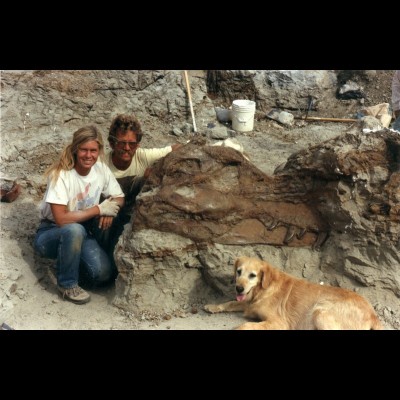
[0,70,397,330]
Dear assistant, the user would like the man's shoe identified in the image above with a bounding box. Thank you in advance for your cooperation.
[58,285,91,304]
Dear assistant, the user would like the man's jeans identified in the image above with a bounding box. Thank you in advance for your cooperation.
[34,220,116,289]
[95,210,129,262]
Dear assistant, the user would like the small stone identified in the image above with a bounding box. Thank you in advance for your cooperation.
[9,283,17,293]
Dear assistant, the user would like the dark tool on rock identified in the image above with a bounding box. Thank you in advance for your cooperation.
[304,95,314,121]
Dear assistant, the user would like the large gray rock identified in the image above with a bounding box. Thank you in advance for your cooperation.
[114,130,400,315]
[206,70,337,112]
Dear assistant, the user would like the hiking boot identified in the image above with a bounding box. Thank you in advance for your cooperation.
[57,285,91,304]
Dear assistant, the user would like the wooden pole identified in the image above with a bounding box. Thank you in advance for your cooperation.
[183,70,197,133]
[295,116,358,123]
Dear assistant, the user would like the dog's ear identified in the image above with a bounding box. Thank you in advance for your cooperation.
[234,258,241,272]
[231,258,240,283]
[261,267,269,289]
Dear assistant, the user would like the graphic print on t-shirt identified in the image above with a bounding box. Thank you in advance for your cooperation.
[71,183,101,211]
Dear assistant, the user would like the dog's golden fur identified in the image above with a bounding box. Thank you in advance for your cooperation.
[204,256,383,330]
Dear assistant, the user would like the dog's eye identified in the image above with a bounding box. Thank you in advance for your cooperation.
[249,273,256,279]
[237,269,241,276]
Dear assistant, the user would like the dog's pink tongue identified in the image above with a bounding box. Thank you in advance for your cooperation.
[236,294,246,302]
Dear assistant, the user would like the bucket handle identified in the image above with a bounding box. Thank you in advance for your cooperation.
[234,114,254,124]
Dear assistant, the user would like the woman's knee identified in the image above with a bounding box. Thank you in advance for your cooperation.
[33,230,56,258]
[61,223,86,237]
[61,223,87,249]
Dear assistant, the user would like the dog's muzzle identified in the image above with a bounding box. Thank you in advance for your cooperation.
[236,286,246,302]
[236,285,244,293]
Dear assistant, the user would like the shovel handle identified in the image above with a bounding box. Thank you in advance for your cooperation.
[296,116,358,123]
[184,70,197,133]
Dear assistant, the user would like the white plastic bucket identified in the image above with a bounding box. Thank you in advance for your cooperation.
[232,99,256,132]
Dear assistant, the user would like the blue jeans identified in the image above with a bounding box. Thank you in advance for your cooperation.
[34,220,116,289]
[95,209,129,259]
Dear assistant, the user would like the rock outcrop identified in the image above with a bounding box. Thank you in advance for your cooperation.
[206,70,338,113]
[114,130,400,315]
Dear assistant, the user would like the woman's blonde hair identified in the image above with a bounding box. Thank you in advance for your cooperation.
[45,125,105,185]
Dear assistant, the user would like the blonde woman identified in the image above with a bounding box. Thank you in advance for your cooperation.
[34,126,124,304]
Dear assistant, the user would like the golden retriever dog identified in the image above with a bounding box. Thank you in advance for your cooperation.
[204,256,383,330]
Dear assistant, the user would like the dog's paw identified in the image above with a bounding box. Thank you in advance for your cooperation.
[204,304,223,313]
[235,322,259,330]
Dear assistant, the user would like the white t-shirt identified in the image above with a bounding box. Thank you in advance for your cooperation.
[104,146,172,216]
[105,146,172,179]
[39,161,124,222]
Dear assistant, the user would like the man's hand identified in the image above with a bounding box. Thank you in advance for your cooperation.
[98,215,113,230]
